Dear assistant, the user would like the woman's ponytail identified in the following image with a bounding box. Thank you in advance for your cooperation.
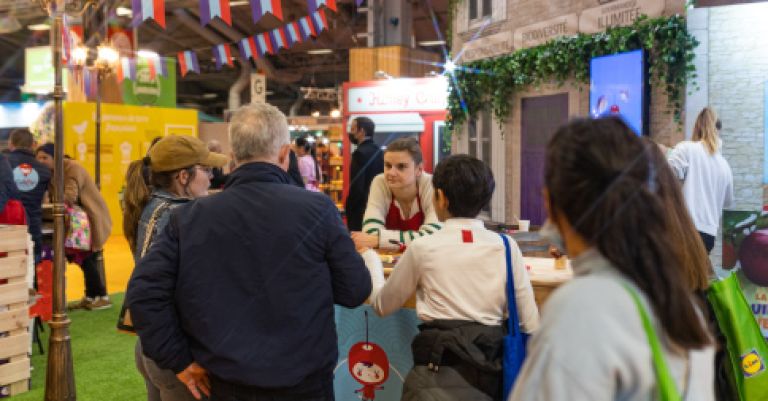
[123,159,152,252]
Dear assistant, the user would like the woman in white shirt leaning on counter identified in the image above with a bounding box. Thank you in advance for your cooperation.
[351,137,441,251]
[363,154,539,401]
[509,118,714,401]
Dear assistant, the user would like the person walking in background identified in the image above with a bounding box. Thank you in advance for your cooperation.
[206,140,228,189]
[510,118,714,401]
[36,143,113,310]
[352,137,441,250]
[316,142,331,187]
[664,107,734,254]
[6,129,51,264]
[121,135,227,401]
[294,137,321,192]
[363,154,539,400]
[345,117,383,231]
[126,103,371,401]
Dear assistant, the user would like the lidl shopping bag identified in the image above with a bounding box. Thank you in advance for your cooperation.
[708,273,768,401]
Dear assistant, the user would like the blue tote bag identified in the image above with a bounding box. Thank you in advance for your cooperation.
[500,234,530,399]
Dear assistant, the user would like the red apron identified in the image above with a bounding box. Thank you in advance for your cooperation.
[385,194,425,231]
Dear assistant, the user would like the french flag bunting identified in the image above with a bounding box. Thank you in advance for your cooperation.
[307,0,336,14]
[298,16,316,40]
[238,36,258,61]
[269,28,288,50]
[177,50,200,77]
[255,33,275,56]
[251,0,283,23]
[142,53,167,79]
[132,0,166,28]
[213,44,234,69]
[356,0,364,6]
[117,57,137,81]
[310,9,328,34]
[283,22,302,47]
[200,0,232,26]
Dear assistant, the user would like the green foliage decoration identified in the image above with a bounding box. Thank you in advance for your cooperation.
[446,15,699,137]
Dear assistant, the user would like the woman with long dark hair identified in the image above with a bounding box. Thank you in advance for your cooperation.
[510,118,714,401]
[294,137,321,192]
[120,135,226,401]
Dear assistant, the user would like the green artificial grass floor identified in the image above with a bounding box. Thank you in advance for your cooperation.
[10,293,146,401]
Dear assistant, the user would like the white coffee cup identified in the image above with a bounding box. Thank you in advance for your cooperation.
[518,220,530,232]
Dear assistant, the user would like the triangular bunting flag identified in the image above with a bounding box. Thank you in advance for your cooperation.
[132,0,166,28]
[238,36,259,61]
[177,50,200,77]
[213,44,234,69]
[200,0,232,26]
[283,22,303,47]
[251,0,283,23]
[310,9,329,34]
[255,33,276,56]
[269,28,289,51]
[307,0,336,14]
[298,15,316,39]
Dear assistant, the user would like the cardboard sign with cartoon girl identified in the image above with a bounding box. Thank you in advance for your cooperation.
[348,342,389,400]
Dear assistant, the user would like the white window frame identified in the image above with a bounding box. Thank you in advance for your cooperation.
[458,110,506,222]
[458,0,507,32]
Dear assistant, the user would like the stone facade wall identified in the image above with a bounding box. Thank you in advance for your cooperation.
[452,0,687,224]
[685,3,768,268]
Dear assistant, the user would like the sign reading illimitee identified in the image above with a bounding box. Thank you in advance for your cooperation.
[579,0,664,34]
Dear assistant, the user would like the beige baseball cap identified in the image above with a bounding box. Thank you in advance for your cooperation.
[149,135,228,172]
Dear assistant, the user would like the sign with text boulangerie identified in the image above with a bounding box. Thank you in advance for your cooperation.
[579,0,665,34]
[514,14,579,50]
[461,31,514,62]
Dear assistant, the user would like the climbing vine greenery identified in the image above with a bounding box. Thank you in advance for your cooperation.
[446,15,699,135]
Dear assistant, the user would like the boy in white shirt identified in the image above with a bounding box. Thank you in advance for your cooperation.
[363,154,539,401]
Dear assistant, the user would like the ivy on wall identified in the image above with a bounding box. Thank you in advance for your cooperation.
[446,15,699,136]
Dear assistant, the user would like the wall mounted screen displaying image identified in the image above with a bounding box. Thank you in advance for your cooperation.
[590,49,647,136]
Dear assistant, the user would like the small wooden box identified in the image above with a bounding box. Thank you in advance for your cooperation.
[0,225,31,397]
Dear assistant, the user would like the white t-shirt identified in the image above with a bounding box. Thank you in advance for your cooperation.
[667,141,734,236]
[364,218,540,331]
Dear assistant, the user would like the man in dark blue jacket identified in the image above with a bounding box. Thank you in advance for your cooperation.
[127,103,372,401]
[345,117,383,231]
[7,129,51,263]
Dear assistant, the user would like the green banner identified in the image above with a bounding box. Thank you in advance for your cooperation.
[122,58,176,107]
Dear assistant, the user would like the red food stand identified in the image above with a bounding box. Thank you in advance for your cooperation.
[341,77,449,202]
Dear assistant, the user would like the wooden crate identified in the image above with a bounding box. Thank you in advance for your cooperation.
[0,225,31,397]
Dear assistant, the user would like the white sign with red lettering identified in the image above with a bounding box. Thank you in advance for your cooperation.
[347,78,448,113]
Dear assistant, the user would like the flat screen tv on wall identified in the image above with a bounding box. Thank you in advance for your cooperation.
[589,49,648,136]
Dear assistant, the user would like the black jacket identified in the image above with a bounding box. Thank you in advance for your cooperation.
[126,162,372,388]
[6,149,51,242]
[345,139,383,231]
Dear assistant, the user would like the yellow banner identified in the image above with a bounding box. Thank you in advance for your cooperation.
[63,102,198,237]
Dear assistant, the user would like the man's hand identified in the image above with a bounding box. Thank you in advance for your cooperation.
[176,362,210,400]
[351,232,379,251]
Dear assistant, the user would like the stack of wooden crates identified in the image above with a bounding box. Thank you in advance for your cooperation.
[0,225,32,397]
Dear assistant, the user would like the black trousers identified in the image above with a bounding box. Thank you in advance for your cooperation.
[699,231,715,254]
[209,373,334,401]
[79,250,106,298]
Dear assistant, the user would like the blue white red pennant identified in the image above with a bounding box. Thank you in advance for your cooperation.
[251,0,283,22]
[132,0,166,28]
[356,0,364,6]
[200,0,231,26]
[255,33,275,56]
[238,36,258,61]
[298,15,316,39]
[142,53,167,79]
[307,0,336,14]
[310,9,329,33]
[213,44,234,69]
[177,50,200,76]
[283,22,302,47]
[269,28,288,50]
[117,57,137,81]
